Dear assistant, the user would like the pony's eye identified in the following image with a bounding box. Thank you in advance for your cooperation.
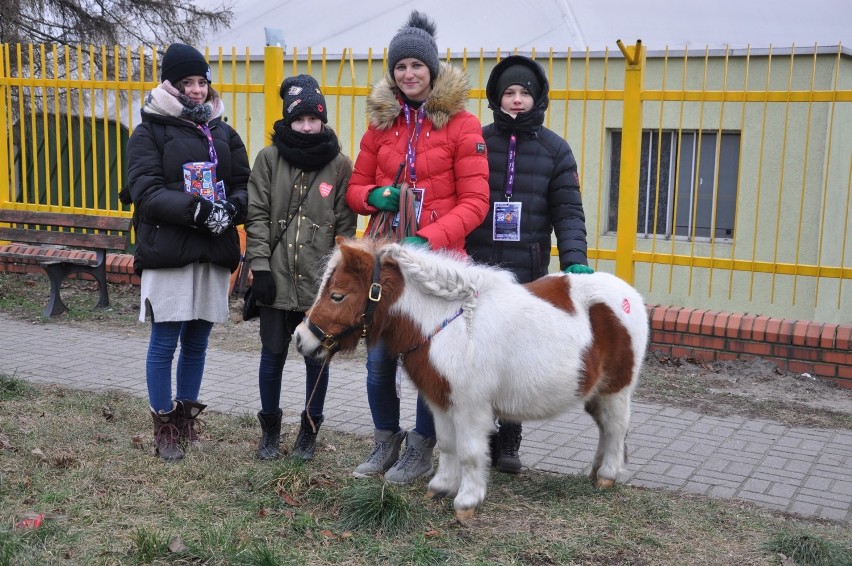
[330,292,344,303]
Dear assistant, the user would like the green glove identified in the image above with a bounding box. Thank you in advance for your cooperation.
[564,264,595,274]
[367,186,401,211]
[402,236,429,248]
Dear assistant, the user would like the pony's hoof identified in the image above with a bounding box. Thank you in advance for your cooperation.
[426,490,448,501]
[454,508,476,522]
[595,477,615,489]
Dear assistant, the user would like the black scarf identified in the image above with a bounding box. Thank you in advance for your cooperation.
[271,120,341,171]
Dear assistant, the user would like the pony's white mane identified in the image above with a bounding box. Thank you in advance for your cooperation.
[383,243,514,333]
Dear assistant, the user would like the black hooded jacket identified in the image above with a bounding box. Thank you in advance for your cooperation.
[465,55,588,283]
[127,110,250,275]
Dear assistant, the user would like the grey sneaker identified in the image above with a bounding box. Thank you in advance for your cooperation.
[383,430,436,485]
[352,428,407,478]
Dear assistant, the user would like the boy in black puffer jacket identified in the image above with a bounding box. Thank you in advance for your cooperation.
[466,55,592,474]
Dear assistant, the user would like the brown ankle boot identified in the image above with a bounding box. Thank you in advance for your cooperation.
[177,400,207,449]
[151,405,184,461]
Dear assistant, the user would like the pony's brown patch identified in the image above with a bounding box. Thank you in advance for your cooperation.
[579,303,635,396]
[391,317,452,411]
[524,276,576,314]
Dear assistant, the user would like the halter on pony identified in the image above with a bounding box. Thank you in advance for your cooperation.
[304,251,384,354]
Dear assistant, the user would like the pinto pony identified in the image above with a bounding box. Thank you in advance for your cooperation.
[294,237,649,520]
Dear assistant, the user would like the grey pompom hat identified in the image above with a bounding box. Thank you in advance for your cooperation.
[387,10,440,80]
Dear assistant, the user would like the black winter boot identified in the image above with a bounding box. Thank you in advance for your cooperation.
[256,409,283,460]
[151,405,184,462]
[177,400,207,449]
[292,411,324,461]
[495,419,523,474]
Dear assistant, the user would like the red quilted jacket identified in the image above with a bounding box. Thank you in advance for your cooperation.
[347,63,490,253]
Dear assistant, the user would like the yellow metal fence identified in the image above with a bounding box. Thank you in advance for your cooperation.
[1,42,850,324]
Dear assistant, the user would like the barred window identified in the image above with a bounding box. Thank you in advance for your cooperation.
[609,130,740,240]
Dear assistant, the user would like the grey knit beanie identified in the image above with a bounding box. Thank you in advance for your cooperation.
[280,74,328,126]
[387,11,440,80]
[161,43,211,85]
[496,63,542,101]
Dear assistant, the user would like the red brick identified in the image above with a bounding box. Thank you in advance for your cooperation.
[700,311,717,335]
[792,320,811,346]
[811,363,837,378]
[820,324,838,349]
[834,377,852,390]
[739,314,757,340]
[723,312,741,338]
[713,312,730,337]
[716,351,738,361]
[650,306,667,330]
[773,344,820,361]
[648,344,671,357]
[838,364,852,380]
[651,330,678,345]
[731,340,772,356]
[836,326,852,350]
[786,360,814,374]
[688,309,706,334]
[767,318,795,344]
[822,350,852,366]
[765,318,782,342]
[698,335,726,350]
[675,308,693,332]
[663,307,679,332]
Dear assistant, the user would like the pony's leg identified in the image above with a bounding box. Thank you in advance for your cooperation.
[426,410,460,500]
[585,389,631,488]
[450,409,492,520]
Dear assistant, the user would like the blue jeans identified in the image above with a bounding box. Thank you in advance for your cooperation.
[259,346,329,416]
[366,339,435,438]
[146,319,214,413]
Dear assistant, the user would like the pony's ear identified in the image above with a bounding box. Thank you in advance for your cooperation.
[335,235,346,247]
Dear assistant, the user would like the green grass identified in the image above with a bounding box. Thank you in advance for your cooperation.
[1,378,850,565]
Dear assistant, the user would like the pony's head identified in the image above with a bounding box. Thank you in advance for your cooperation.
[294,236,405,361]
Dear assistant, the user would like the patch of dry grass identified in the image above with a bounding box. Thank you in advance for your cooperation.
[1,375,850,566]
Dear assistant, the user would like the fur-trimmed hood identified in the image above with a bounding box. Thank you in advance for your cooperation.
[366,62,470,130]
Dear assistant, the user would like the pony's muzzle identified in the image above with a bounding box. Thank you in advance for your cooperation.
[294,323,326,361]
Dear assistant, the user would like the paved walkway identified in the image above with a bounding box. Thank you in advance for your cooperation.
[1,313,849,524]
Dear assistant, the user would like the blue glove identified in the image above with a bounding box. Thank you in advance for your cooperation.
[564,264,594,275]
[367,186,401,211]
[251,271,276,304]
[402,236,429,248]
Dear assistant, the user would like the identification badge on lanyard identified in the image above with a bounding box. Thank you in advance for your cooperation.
[493,201,522,241]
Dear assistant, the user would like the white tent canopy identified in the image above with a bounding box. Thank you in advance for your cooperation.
[203,0,850,55]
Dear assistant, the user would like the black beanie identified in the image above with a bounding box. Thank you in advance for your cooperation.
[161,43,211,85]
[280,74,328,126]
[387,11,440,81]
[496,63,542,101]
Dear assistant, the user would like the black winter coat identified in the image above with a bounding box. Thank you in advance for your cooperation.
[127,111,251,275]
[466,56,588,284]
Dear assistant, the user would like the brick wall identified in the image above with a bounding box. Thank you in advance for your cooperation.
[648,305,852,390]
[0,245,139,285]
[2,248,850,390]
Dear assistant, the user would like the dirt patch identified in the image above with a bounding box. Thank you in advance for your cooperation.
[2,273,851,429]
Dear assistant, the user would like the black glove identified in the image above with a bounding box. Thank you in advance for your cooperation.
[251,270,276,305]
[193,198,214,229]
[224,196,243,226]
[204,200,235,235]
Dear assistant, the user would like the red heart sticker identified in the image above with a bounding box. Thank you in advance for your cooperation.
[319,182,332,197]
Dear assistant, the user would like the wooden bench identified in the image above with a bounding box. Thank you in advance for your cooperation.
[0,209,133,317]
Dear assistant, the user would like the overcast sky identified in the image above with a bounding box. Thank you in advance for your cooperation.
[201,0,850,54]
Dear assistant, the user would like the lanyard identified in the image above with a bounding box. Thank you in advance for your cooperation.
[403,104,426,184]
[504,134,517,200]
[196,123,219,166]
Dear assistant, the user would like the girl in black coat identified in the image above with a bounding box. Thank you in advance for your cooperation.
[126,43,251,461]
[465,55,592,474]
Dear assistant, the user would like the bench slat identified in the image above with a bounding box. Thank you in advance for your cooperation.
[0,250,96,266]
[0,227,129,250]
[0,210,132,232]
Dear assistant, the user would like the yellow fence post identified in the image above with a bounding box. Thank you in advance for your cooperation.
[615,39,645,284]
[263,46,284,140]
[0,44,9,205]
